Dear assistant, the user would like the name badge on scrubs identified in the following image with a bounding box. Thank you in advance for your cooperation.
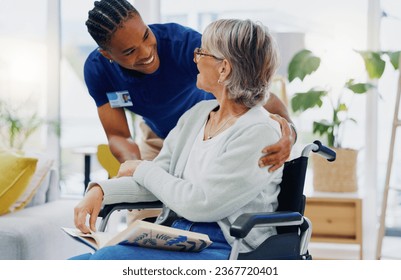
[106,90,133,108]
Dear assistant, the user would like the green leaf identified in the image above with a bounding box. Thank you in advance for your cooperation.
[291,89,327,113]
[313,121,335,147]
[387,51,400,70]
[337,103,348,112]
[357,51,386,79]
[345,81,375,94]
[313,120,334,133]
[288,49,321,82]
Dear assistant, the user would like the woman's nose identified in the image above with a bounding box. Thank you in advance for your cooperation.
[138,45,152,60]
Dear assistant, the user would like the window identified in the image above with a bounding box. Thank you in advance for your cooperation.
[0,1,48,151]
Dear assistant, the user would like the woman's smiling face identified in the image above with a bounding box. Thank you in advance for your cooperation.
[100,15,160,74]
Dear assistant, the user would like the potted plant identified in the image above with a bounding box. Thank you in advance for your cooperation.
[0,98,59,151]
[288,49,400,192]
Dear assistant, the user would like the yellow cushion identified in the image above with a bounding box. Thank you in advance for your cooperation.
[0,149,38,215]
[9,152,53,212]
[97,144,120,178]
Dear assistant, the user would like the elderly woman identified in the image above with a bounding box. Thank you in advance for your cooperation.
[71,18,283,260]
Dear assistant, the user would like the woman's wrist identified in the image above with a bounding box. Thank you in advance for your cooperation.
[86,183,104,196]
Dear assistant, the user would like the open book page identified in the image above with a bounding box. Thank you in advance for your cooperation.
[62,220,212,252]
[61,227,115,250]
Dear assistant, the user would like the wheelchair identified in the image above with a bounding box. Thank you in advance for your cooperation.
[97,140,336,260]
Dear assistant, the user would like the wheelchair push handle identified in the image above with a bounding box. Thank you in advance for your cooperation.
[301,140,336,161]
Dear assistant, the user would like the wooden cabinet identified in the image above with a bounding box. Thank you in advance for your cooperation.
[305,194,363,259]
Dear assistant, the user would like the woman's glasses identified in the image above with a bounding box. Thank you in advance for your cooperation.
[193,47,223,63]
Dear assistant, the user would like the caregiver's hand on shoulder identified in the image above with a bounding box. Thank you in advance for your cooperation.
[259,114,294,172]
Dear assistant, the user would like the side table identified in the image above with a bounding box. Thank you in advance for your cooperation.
[304,190,363,259]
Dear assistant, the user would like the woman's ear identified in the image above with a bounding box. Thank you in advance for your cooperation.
[219,59,231,79]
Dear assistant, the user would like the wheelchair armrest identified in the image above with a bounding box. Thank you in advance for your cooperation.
[98,201,163,218]
[230,211,303,238]
[99,201,163,218]
[98,201,163,232]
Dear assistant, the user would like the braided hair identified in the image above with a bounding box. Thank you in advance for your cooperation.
[86,0,139,49]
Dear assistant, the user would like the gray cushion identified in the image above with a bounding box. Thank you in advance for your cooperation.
[0,199,89,260]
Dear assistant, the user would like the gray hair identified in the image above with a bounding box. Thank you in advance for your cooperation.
[202,19,279,107]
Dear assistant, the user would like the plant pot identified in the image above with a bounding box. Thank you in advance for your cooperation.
[311,147,358,192]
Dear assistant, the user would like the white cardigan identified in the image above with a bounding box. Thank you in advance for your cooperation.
[90,100,283,252]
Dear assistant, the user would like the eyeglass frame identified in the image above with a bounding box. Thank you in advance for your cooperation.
[193,47,223,63]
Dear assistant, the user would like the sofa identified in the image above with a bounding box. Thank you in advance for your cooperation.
[0,158,90,260]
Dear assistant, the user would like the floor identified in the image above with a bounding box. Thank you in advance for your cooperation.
[308,234,401,260]
[381,193,401,260]
[381,236,401,260]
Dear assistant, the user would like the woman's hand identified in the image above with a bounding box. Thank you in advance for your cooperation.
[74,185,104,233]
[117,160,143,177]
[259,114,294,172]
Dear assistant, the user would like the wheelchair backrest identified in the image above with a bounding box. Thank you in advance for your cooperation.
[277,156,308,215]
